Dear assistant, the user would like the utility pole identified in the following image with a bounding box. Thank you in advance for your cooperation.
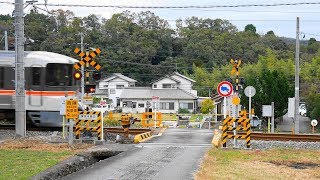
[5,30,8,51]
[294,17,300,134]
[14,0,26,137]
[80,32,84,102]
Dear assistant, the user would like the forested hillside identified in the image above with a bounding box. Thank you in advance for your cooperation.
[0,9,320,118]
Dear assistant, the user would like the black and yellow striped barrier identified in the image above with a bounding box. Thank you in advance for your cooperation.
[222,115,251,148]
[75,111,103,140]
[134,132,152,143]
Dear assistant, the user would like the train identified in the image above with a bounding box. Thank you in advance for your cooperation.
[0,50,81,127]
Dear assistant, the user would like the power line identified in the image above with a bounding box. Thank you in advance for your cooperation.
[2,1,318,9]
[33,2,320,9]
[301,32,320,37]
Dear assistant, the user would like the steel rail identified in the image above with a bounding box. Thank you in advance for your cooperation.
[0,125,151,135]
[227,132,320,142]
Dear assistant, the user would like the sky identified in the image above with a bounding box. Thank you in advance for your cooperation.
[1,0,320,39]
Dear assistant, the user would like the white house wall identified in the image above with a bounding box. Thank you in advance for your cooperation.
[171,74,197,96]
[152,78,177,89]
[101,77,133,107]
[121,99,196,114]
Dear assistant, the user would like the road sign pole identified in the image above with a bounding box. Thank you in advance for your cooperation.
[271,102,275,133]
[223,97,227,118]
[80,33,84,103]
[249,95,252,127]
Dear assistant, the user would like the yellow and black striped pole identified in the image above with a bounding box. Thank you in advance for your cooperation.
[222,116,231,147]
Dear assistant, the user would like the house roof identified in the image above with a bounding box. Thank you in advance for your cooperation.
[150,75,181,84]
[151,72,196,85]
[94,89,109,95]
[119,87,197,100]
[172,72,196,83]
[100,73,137,83]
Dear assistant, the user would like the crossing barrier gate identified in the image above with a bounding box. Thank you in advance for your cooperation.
[75,111,103,140]
[120,114,132,138]
[222,115,251,148]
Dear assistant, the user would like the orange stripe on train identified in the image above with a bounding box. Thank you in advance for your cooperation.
[0,90,76,96]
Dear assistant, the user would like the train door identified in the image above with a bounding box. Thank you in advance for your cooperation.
[29,65,43,107]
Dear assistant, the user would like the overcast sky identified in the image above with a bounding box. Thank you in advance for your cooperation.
[1,0,320,39]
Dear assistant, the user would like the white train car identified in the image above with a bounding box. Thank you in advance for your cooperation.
[0,51,81,127]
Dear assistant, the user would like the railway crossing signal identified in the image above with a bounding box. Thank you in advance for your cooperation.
[92,72,101,80]
[74,47,102,70]
[73,71,82,80]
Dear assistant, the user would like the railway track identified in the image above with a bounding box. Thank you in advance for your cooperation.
[0,124,151,135]
[227,132,320,142]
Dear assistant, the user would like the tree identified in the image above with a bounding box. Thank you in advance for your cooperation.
[200,99,215,114]
[305,85,320,120]
[241,69,294,118]
[266,31,275,36]
[244,24,256,33]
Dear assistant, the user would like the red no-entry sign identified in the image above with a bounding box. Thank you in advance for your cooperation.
[217,81,233,97]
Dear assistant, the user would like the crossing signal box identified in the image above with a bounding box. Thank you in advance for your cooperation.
[92,72,101,80]
[85,85,96,93]
[90,87,95,93]
[73,71,82,80]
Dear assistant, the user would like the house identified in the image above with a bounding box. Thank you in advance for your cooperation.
[151,72,197,96]
[96,73,137,107]
[119,87,198,113]
[119,72,198,113]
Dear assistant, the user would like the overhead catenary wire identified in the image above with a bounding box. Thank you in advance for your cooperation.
[2,1,320,9]
[30,2,320,9]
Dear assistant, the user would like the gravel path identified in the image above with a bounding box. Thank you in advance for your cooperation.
[226,139,320,150]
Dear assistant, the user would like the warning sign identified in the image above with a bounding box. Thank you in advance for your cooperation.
[83,96,93,105]
[66,99,79,119]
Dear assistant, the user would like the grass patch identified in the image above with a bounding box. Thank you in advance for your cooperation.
[0,149,72,179]
[0,139,92,180]
[195,148,320,180]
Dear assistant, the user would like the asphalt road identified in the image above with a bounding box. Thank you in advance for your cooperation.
[62,128,214,180]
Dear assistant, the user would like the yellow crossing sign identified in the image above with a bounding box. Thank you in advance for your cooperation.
[66,99,79,119]
[73,48,102,70]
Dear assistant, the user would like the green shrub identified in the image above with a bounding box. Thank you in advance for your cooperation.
[178,108,190,114]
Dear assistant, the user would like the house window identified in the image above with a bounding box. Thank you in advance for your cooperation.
[0,67,4,88]
[103,85,108,88]
[153,84,157,88]
[123,101,132,108]
[162,84,171,88]
[129,84,134,87]
[110,89,116,94]
[132,102,137,108]
[160,102,174,110]
[116,85,124,89]
[179,103,193,109]
[32,67,41,86]
[138,103,145,108]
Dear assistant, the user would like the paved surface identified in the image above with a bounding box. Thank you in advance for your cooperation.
[277,113,311,133]
[62,128,214,180]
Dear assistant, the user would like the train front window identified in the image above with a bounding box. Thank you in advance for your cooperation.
[46,63,72,86]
